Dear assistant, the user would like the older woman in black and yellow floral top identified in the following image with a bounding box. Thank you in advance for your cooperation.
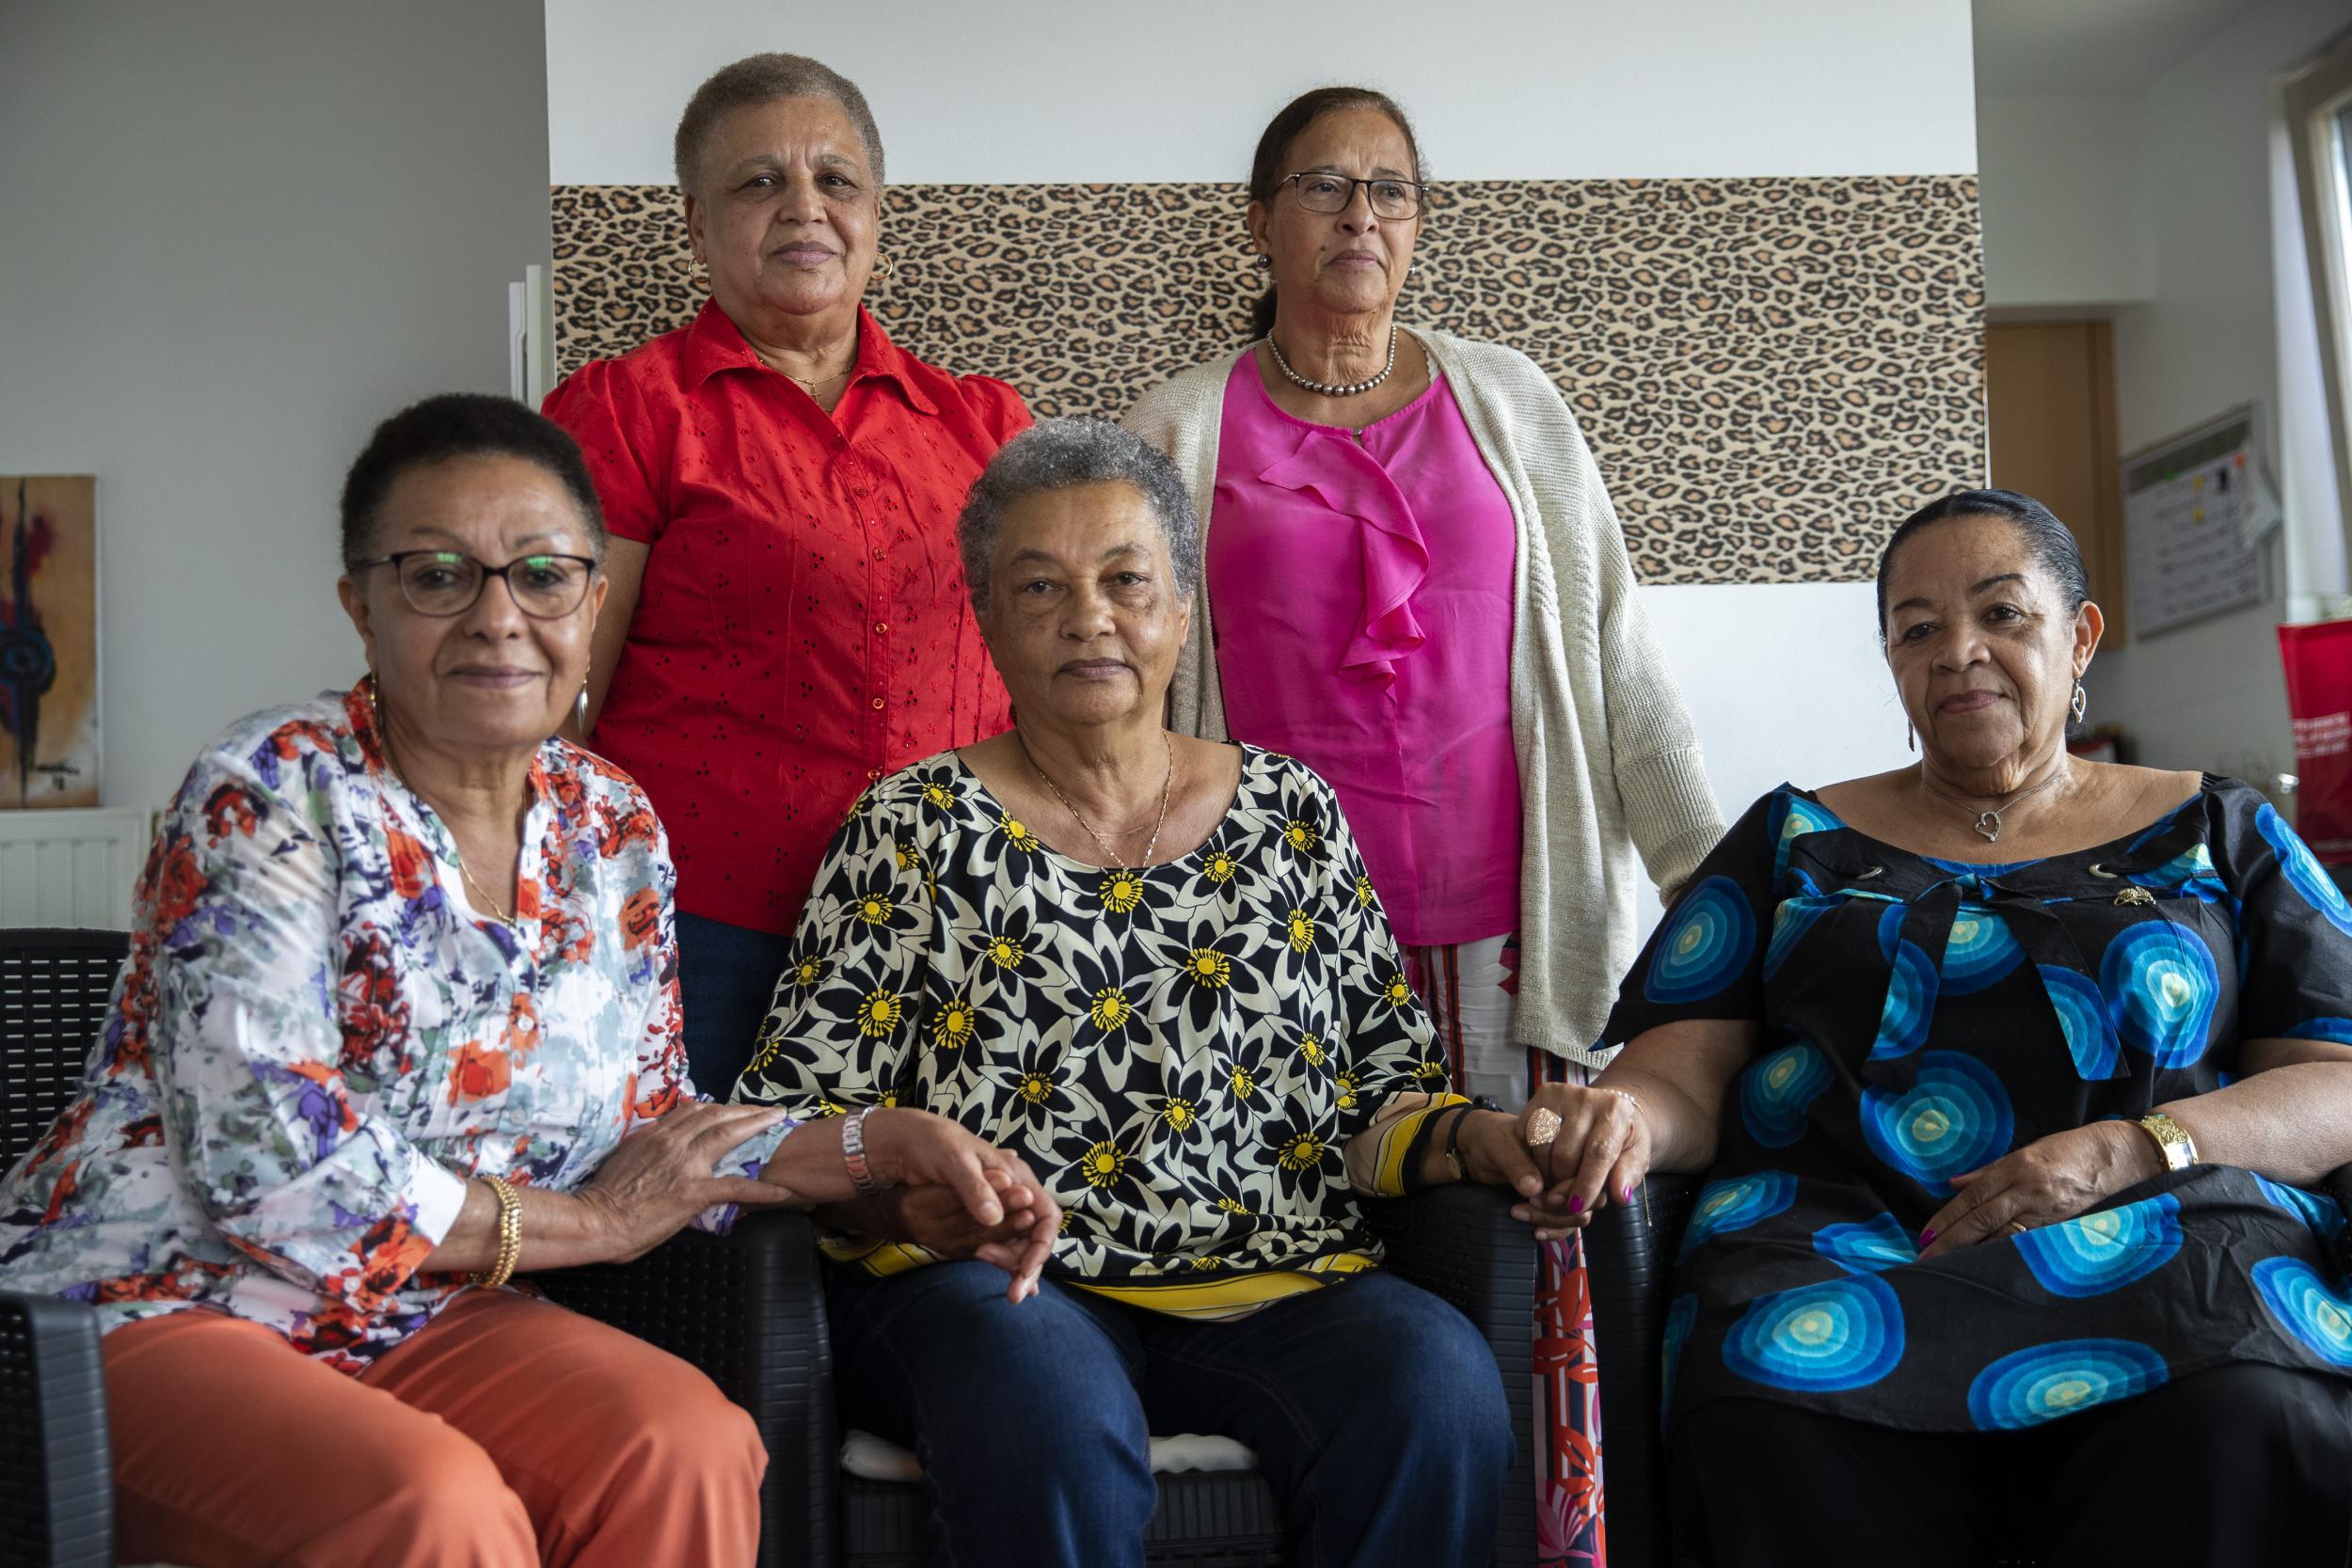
[736,419,1574,1568]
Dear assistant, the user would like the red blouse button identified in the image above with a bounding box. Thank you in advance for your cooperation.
[870,697,885,711]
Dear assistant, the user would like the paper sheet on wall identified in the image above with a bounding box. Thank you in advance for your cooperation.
[2122,405,2280,639]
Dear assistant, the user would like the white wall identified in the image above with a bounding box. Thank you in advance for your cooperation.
[544,0,1963,913]
[1978,93,2152,309]
[547,0,1978,184]
[0,1,552,811]
[2070,0,2347,778]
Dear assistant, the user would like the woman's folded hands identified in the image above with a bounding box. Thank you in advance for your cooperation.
[846,1110,1062,1303]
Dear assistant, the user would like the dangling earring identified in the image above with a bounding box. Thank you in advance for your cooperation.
[366,669,385,729]
[2071,681,2088,724]
[1906,721,1915,753]
[574,658,591,733]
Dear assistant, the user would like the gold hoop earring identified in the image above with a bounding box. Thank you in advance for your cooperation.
[687,255,710,287]
[871,251,895,280]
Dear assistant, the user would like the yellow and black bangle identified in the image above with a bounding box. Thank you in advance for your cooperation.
[471,1173,522,1289]
[1402,1097,1491,1193]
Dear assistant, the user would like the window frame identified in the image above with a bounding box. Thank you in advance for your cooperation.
[2286,27,2352,562]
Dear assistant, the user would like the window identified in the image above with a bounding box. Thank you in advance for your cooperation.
[2286,29,2352,551]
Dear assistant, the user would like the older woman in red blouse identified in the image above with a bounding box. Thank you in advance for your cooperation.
[546,53,1028,1092]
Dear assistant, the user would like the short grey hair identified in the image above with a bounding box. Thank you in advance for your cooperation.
[673,53,886,194]
[958,419,1202,609]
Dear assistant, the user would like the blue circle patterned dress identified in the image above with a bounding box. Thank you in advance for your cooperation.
[1608,778,2352,1434]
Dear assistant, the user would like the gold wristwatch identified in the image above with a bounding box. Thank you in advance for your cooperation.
[2136,1111,2198,1173]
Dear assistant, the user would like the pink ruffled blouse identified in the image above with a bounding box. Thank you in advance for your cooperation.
[1206,353,1522,947]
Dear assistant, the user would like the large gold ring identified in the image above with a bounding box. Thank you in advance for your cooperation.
[1526,1108,1563,1148]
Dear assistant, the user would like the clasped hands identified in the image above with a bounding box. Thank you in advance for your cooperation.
[580,1103,1058,1304]
[1483,1084,2165,1254]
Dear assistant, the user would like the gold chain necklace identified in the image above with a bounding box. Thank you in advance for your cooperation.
[367,676,522,929]
[1017,731,1174,870]
[1921,766,2069,844]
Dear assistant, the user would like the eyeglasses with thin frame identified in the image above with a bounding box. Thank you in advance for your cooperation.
[354,549,600,619]
[1279,171,1431,220]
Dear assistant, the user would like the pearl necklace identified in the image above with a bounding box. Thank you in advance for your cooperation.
[1266,325,1398,398]
[1017,732,1174,870]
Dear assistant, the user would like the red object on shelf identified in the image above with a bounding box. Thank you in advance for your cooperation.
[2280,620,2352,863]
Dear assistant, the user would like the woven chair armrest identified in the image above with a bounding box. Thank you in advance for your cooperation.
[1363,1183,1537,1568]
[1583,1173,1702,1568]
[0,1290,114,1568]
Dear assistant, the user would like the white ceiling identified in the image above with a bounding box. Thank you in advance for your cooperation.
[1973,0,2265,94]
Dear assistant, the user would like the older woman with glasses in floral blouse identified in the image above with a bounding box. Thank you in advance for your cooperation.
[736,419,1593,1568]
[0,394,1053,1568]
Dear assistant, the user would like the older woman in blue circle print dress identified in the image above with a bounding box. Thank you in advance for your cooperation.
[1532,490,2352,1567]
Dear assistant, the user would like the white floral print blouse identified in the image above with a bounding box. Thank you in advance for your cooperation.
[0,685,791,1372]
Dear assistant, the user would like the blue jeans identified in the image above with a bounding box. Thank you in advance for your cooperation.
[829,1262,1514,1568]
[673,911,792,1098]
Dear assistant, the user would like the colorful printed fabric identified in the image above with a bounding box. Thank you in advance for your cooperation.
[1611,778,2352,1433]
[0,686,791,1372]
[735,747,1462,1319]
[1405,935,1610,1568]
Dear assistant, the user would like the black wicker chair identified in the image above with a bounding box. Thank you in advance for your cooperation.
[542,1159,1539,1568]
[1583,1173,1702,1568]
[2,927,1540,1568]
[1,928,129,1568]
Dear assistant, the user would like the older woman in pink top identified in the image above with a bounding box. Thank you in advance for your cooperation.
[1126,86,1724,1561]
[1208,356,1525,963]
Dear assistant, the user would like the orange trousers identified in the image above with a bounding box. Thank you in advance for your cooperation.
[101,1290,765,1568]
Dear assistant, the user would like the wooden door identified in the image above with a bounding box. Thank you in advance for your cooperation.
[1984,322,2126,643]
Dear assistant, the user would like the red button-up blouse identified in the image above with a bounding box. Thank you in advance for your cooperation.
[545,302,1028,935]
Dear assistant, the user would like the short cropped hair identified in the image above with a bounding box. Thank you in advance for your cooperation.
[957,419,1200,609]
[340,393,607,573]
[674,53,886,195]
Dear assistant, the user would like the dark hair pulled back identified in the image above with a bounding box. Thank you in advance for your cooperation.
[1873,488,2090,639]
[1246,87,1425,341]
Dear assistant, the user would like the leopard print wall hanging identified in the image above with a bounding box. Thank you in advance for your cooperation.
[551,176,1984,587]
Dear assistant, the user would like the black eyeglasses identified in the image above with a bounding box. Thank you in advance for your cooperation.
[1279,171,1431,220]
[355,550,599,619]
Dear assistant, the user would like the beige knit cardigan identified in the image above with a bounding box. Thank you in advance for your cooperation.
[1122,331,1725,1067]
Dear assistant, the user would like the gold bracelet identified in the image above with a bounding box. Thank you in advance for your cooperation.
[471,1173,522,1289]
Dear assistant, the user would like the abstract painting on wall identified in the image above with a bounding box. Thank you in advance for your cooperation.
[0,476,100,808]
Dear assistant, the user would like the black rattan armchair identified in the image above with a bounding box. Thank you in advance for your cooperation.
[2,928,129,1568]
[3,927,1539,1568]
[1584,1174,1702,1568]
[543,1174,1540,1568]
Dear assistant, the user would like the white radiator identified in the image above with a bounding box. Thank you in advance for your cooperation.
[0,808,148,929]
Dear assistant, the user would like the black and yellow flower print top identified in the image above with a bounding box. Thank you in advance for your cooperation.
[736,745,1461,1319]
